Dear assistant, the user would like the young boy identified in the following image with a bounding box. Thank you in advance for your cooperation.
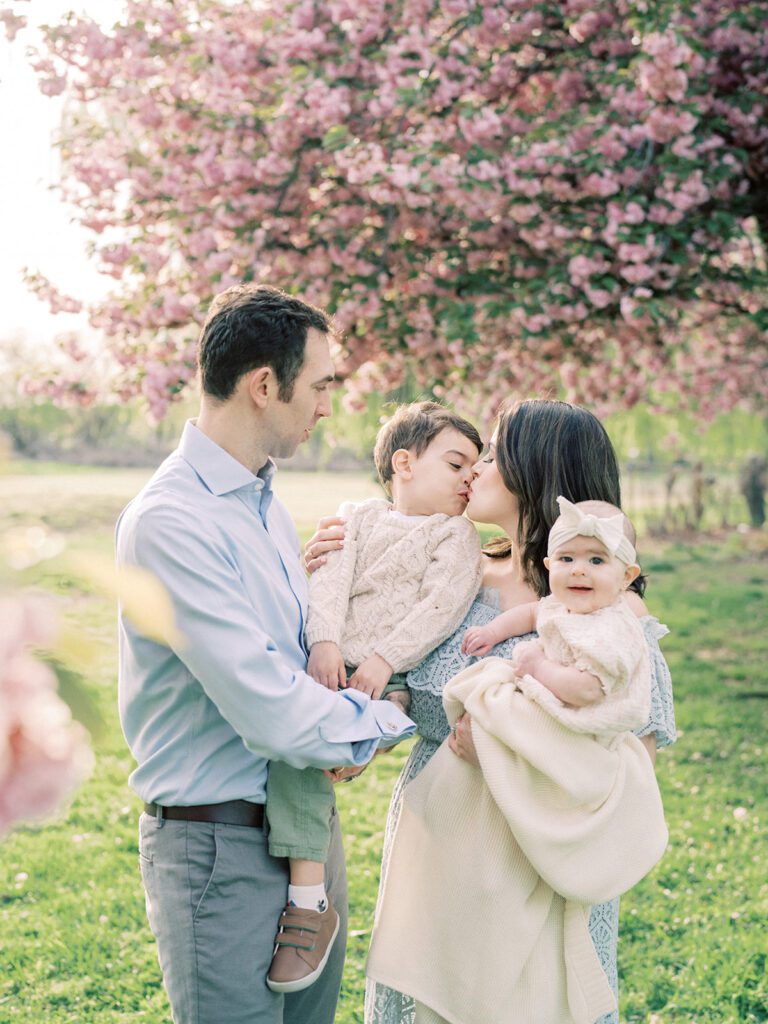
[266,402,484,993]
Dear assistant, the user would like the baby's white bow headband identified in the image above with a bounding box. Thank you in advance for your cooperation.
[547,496,637,565]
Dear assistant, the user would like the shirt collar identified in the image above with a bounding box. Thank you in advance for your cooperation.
[179,420,277,497]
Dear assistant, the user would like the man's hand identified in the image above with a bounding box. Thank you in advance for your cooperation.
[447,713,480,767]
[307,641,347,690]
[347,653,393,699]
[461,624,499,657]
[382,689,411,715]
[324,764,368,784]
[304,516,346,574]
[512,639,545,679]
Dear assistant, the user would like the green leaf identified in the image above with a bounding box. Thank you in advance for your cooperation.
[322,125,352,152]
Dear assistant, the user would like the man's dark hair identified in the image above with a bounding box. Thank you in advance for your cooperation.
[197,285,331,401]
[373,401,482,495]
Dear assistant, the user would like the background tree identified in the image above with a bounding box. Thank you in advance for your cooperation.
[6,0,768,418]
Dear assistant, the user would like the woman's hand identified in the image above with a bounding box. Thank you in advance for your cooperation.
[382,689,411,715]
[304,516,346,574]
[447,713,480,767]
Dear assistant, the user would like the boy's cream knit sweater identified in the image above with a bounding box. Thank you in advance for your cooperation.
[305,499,482,672]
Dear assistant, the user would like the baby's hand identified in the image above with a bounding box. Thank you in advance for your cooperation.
[462,624,498,657]
[512,639,545,679]
[347,653,393,700]
[307,642,347,690]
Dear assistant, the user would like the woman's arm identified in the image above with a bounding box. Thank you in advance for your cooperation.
[626,589,676,758]
[639,733,657,765]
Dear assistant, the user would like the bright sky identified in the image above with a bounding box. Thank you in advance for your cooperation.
[0,1,125,350]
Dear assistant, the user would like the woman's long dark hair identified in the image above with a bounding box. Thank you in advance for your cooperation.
[485,399,646,599]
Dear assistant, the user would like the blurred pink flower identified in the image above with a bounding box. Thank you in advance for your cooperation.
[638,61,688,103]
[568,253,611,286]
[0,9,26,41]
[620,262,655,284]
[646,107,698,144]
[582,173,620,198]
[0,598,93,839]
[642,31,692,68]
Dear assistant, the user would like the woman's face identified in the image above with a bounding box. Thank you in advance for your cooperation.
[465,432,519,533]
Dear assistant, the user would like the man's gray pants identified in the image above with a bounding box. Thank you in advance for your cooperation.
[138,807,348,1024]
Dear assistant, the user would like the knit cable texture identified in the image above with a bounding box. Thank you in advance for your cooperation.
[305,500,482,673]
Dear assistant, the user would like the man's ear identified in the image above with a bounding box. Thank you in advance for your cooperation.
[623,563,641,589]
[390,448,413,480]
[245,366,273,409]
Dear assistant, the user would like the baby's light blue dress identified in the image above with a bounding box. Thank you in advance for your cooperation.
[364,589,676,1024]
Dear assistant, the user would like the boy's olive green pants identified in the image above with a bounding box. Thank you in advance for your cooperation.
[266,674,408,861]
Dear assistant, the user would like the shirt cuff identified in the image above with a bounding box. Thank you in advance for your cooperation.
[318,688,416,762]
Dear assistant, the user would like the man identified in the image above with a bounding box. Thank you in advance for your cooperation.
[116,285,414,1024]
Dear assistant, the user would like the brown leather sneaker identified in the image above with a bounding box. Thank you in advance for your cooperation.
[266,899,340,993]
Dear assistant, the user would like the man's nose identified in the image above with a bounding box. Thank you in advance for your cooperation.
[317,393,332,419]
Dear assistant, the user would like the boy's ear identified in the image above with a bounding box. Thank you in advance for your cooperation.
[390,448,413,479]
[243,366,274,408]
[543,556,551,571]
[623,563,641,588]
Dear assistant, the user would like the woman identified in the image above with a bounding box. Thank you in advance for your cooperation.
[308,399,676,1024]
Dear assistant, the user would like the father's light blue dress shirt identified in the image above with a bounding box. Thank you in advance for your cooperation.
[116,421,414,806]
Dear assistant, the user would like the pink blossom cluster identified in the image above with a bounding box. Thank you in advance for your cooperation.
[3,0,766,418]
[0,597,93,838]
[0,6,24,41]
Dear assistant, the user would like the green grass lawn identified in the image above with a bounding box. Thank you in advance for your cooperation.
[1,468,767,1023]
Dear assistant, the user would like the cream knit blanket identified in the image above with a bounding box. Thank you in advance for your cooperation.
[366,657,668,1024]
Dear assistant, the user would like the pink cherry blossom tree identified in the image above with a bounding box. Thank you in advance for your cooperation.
[5,0,767,418]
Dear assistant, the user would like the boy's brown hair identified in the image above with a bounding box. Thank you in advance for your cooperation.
[373,401,482,495]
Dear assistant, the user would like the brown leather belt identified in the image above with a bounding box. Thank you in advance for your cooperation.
[144,799,265,828]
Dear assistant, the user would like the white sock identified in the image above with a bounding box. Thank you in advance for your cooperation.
[288,883,328,913]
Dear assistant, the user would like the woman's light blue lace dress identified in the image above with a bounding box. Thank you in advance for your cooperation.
[364,589,676,1024]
